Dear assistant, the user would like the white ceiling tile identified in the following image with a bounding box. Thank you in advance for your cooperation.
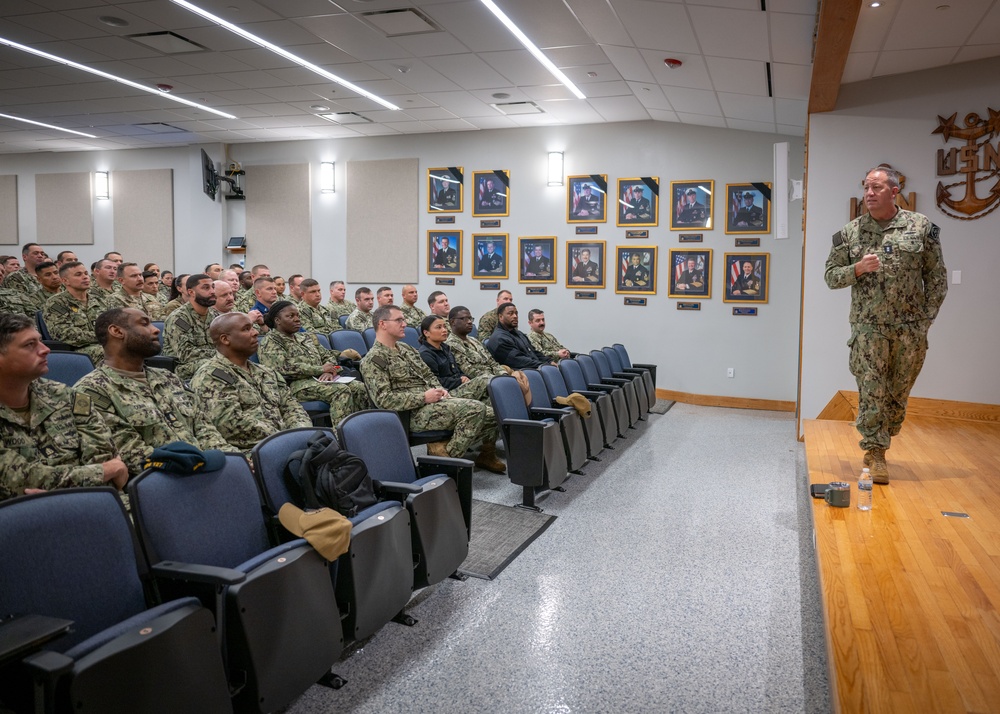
[254,0,346,18]
[883,0,994,51]
[480,49,562,85]
[240,19,323,46]
[6,11,103,40]
[841,51,877,83]
[390,32,471,58]
[725,117,777,132]
[776,123,805,136]
[300,14,411,61]
[648,108,680,122]
[426,1,521,54]
[256,85,327,102]
[420,90,497,116]
[508,112,560,126]
[848,3,898,53]
[770,62,811,99]
[952,44,1000,64]
[367,59,461,93]
[536,99,606,123]
[581,79,632,97]
[705,56,768,95]
[356,77,427,96]
[688,6,769,61]
[661,86,722,115]
[465,114,520,129]
[498,0,595,48]
[69,36,160,61]
[676,111,728,128]
[872,47,959,77]
[167,51,255,74]
[687,0,759,8]
[384,121,439,132]
[968,2,1000,44]
[174,0,282,24]
[774,97,806,125]
[717,92,774,121]
[222,47,299,71]
[207,87,283,105]
[614,0,700,54]
[641,50,714,90]
[589,94,649,122]
[425,117,480,131]
[350,122,401,135]
[468,87,533,103]
[768,12,814,65]
[545,44,613,68]
[602,45,657,83]
[398,106,459,120]
[564,0,633,45]
[522,84,579,101]
[564,63,623,84]
[767,0,817,13]
[423,53,512,90]
[627,81,673,111]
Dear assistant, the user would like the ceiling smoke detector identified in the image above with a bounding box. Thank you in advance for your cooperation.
[663,58,683,69]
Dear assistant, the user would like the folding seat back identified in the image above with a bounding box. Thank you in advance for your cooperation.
[523,369,589,469]
[362,327,377,349]
[151,321,165,347]
[35,310,52,340]
[45,350,95,386]
[607,345,655,405]
[469,324,479,338]
[338,410,471,588]
[401,326,420,349]
[560,359,624,439]
[613,343,657,389]
[577,354,636,429]
[0,489,231,714]
[487,375,568,510]
[128,455,343,713]
[251,429,413,642]
[591,350,647,417]
[315,332,332,350]
[540,364,607,452]
[338,315,349,328]
[330,330,368,357]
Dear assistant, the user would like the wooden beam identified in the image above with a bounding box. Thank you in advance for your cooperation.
[808,0,864,114]
[655,388,795,412]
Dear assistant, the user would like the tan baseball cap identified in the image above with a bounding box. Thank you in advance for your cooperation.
[278,503,352,562]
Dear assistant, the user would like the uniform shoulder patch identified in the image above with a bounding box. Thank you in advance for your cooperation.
[82,389,113,412]
[173,316,191,332]
[211,367,237,386]
[72,392,92,416]
[930,223,940,240]
[368,355,388,371]
[832,231,844,247]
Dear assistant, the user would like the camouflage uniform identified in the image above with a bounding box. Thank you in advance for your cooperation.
[191,353,312,454]
[400,303,427,328]
[2,269,41,300]
[30,289,62,312]
[162,298,184,316]
[41,291,105,364]
[477,309,499,341]
[258,331,370,424]
[158,284,172,302]
[528,330,569,361]
[0,379,115,501]
[163,303,220,380]
[824,209,948,451]
[0,288,37,318]
[299,302,341,334]
[326,299,356,321]
[345,309,374,332]
[88,285,115,313]
[107,290,164,320]
[75,365,233,476]
[235,289,256,314]
[446,333,506,379]
[361,340,497,458]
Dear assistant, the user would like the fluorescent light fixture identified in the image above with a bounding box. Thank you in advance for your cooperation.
[0,112,98,138]
[95,171,110,200]
[320,162,335,193]
[478,0,586,100]
[0,36,236,120]
[170,0,400,111]
[547,152,564,186]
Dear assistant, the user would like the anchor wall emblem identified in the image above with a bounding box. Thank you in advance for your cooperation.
[933,107,1000,221]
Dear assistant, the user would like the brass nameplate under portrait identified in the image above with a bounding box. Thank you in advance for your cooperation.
[677,302,701,310]
[679,234,703,243]
[480,219,501,228]
[732,307,758,316]
[480,282,500,290]
[575,291,597,300]
[526,287,548,295]
[625,230,648,239]
[624,297,647,306]
[575,226,598,235]
[735,237,760,247]
[435,216,456,224]
[435,277,456,286]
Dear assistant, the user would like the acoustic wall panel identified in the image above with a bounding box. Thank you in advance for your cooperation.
[112,169,174,271]
[36,172,92,245]
[346,158,418,284]
[0,176,16,246]
[245,164,311,278]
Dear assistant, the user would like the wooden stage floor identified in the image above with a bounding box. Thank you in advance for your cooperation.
[804,414,1000,713]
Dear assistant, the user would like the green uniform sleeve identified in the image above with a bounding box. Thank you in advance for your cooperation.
[824,230,858,290]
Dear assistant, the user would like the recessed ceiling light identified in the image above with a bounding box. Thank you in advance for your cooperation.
[587,71,597,78]
[869,1,882,6]
[310,104,330,111]
[492,92,510,99]
[0,112,98,138]
[99,16,130,27]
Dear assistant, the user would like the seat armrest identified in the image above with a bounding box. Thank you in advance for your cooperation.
[374,480,422,497]
[0,615,73,668]
[530,407,570,420]
[632,362,656,370]
[501,417,549,429]
[586,383,617,393]
[416,457,473,537]
[612,371,639,380]
[568,390,607,401]
[600,377,631,386]
[151,561,247,586]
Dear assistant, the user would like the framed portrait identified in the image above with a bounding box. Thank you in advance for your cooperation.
[616,177,659,227]
[472,233,508,279]
[428,167,463,213]
[670,180,714,230]
[472,170,510,217]
[723,252,769,303]
[725,183,771,234]
[615,245,657,295]
[427,230,462,275]
[567,174,608,223]
[667,249,713,299]
[518,236,556,284]
[566,240,606,289]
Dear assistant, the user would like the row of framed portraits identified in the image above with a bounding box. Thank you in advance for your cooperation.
[427,231,769,302]
[428,167,771,234]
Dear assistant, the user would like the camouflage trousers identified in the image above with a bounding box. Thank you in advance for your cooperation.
[450,375,499,443]
[848,321,929,451]
[290,379,372,426]
[411,394,498,458]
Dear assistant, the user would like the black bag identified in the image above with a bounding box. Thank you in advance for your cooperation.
[284,432,377,517]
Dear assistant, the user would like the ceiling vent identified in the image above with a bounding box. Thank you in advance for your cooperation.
[318,112,373,125]
[490,101,544,116]
[126,31,207,54]
[360,8,440,37]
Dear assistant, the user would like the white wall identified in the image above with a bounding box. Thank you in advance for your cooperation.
[800,56,1000,431]
[2,120,804,402]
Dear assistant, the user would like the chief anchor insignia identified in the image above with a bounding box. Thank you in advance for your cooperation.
[932,107,1000,220]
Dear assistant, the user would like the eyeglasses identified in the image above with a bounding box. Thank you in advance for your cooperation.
[382,317,407,324]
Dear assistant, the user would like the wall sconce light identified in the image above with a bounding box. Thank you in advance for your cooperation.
[320,162,335,193]
[547,152,564,186]
[95,171,110,200]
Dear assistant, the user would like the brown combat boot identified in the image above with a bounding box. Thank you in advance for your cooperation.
[864,448,889,484]
[426,441,449,458]
[474,441,506,474]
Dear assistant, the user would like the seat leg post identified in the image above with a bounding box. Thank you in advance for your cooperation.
[317,671,348,690]
[516,486,542,512]
[392,611,418,627]
[588,455,602,462]
[449,571,469,581]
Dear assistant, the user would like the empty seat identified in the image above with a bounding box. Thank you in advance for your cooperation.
[591,350,647,418]
[577,354,637,430]
[330,330,368,358]
[400,326,420,350]
[315,332,332,350]
[558,359,624,441]
[338,314,349,328]
[604,346,655,410]
[338,409,471,588]
[362,328,377,349]
[523,368,590,470]
[45,350,94,387]
[540,364,609,454]
[613,343,657,404]
[0,488,231,714]
[251,428,414,642]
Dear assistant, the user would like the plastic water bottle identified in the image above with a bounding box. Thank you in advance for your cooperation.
[857,468,873,511]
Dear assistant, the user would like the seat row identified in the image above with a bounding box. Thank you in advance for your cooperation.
[0,410,473,714]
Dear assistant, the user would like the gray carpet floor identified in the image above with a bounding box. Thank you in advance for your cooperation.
[289,404,830,713]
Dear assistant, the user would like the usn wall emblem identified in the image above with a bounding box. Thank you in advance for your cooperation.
[933,107,1000,220]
